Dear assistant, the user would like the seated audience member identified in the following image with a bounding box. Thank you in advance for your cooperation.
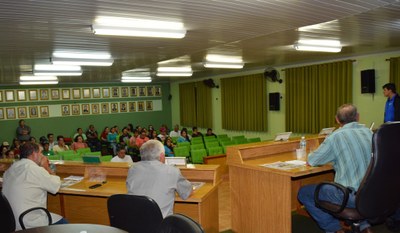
[136,130,150,148]
[41,141,54,156]
[3,142,67,230]
[147,125,155,138]
[177,128,191,143]
[164,137,175,157]
[111,148,133,164]
[70,135,88,151]
[1,141,10,158]
[191,126,203,138]
[86,124,101,151]
[119,127,131,150]
[29,136,36,144]
[149,130,158,140]
[169,124,181,137]
[107,127,118,156]
[47,133,57,150]
[297,104,373,233]
[5,150,16,159]
[126,140,192,218]
[158,127,168,140]
[100,126,110,144]
[205,128,217,138]
[11,138,21,157]
[73,128,87,142]
[53,135,70,154]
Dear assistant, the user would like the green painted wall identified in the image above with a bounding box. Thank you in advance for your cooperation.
[170,51,400,140]
[0,83,172,143]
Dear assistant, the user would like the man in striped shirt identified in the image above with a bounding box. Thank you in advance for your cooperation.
[298,104,373,233]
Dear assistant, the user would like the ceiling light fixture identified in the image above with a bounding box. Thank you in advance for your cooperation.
[157,66,193,77]
[19,76,59,85]
[294,39,342,53]
[121,76,152,83]
[92,16,186,39]
[51,57,114,66]
[204,62,244,69]
[204,54,244,69]
[34,64,82,76]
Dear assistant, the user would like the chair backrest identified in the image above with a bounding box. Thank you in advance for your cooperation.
[205,141,219,149]
[190,149,207,164]
[207,146,224,156]
[158,213,204,233]
[190,144,205,150]
[190,137,204,145]
[100,155,113,162]
[356,122,400,221]
[0,192,16,233]
[173,146,190,157]
[108,194,163,233]
[77,147,91,156]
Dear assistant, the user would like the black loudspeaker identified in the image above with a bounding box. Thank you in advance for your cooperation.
[269,92,280,111]
[361,69,375,93]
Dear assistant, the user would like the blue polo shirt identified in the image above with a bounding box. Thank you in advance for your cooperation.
[384,94,397,122]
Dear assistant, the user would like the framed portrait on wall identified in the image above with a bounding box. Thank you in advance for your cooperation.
[92,88,100,98]
[92,104,99,114]
[17,90,26,101]
[146,86,154,97]
[111,103,118,113]
[155,86,162,96]
[102,88,110,98]
[29,106,38,118]
[29,90,38,101]
[120,102,127,112]
[129,102,136,112]
[101,103,109,114]
[137,101,144,111]
[40,106,49,117]
[83,88,91,98]
[130,87,137,97]
[18,107,27,118]
[82,104,90,114]
[6,108,15,119]
[0,90,3,102]
[146,101,153,111]
[72,104,80,115]
[51,89,60,100]
[112,87,119,98]
[62,89,70,99]
[40,89,49,100]
[121,87,129,97]
[138,87,146,97]
[72,88,81,99]
[0,108,4,119]
[61,105,70,116]
[5,90,14,102]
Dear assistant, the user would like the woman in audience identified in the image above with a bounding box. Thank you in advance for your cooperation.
[100,126,110,143]
[119,127,131,150]
[205,128,217,138]
[70,135,88,151]
[107,127,118,156]
[29,136,37,144]
[164,137,175,157]
[53,135,70,154]
[10,138,21,157]
[73,128,87,142]
[5,150,15,159]
[177,128,191,143]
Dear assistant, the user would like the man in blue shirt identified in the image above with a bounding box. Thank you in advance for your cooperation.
[298,104,373,233]
[383,83,400,123]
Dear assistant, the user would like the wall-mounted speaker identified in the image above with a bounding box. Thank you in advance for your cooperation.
[361,69,375,93]
[269,92,280,111]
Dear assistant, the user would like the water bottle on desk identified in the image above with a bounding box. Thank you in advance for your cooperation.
[299,136,307,151]
[296,136,307,160]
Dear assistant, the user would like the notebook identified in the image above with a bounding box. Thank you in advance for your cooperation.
[274,132,292,141]
[318,127,335,135]
[82,155,101,164]
[165,157,187,166]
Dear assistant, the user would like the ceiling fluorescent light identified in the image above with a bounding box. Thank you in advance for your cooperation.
[19,75,59,85]
[206,54,243,63]
[53,52,112,60]
[157,72,192,77]
[92,16,186,39]
[121,76,152,83]
[20,81,59,85]
[294,39,342,53]
[157,66,193,77]
[34,64,82,76]
[204,62,244,69]
[51,57,114,66]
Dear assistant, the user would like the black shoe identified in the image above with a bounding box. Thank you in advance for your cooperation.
[386,217,400,232]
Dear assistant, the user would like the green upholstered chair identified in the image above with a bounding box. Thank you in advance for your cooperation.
[205,141,220,149]
[190,137,204,145]
[173,146,190,158]
[190,144,205,150]
[100,155,113,162]
[247,137,261,143]
[77,147,92,156]
[190,149,207,164]
[207,146,224,156]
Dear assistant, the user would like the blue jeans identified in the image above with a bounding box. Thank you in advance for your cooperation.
[298,184,370,233]
[53,217,68,225]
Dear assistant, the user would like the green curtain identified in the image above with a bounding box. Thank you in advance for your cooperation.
[195,81,213,128]
[285,60,353,134]
[221,74,267,131]
[179,82,196,126]
[389,57,400,88]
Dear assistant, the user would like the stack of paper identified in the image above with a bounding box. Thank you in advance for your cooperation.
[261,160,306,170]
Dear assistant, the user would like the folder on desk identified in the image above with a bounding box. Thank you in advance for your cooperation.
[82,155,101,164]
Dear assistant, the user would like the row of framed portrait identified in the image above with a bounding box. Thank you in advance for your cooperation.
[0,86,162,102]
[0,101,155,120]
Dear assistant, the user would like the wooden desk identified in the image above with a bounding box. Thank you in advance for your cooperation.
[226,138,334,233]
[47,162,221,233]
[14,223,127,233]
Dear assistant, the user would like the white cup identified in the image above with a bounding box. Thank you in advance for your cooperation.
[296,148,306,160]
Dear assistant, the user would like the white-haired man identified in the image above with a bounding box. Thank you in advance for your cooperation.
[126,140,192,218]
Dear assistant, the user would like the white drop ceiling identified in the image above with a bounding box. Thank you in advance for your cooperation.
[1,0,400,85]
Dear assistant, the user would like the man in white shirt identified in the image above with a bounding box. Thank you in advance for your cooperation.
[3,142,67,230]
[126,140,192,218]
[111,148,133,164]
[169,124,181,137]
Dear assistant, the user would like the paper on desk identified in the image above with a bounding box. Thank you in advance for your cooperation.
[191,181,205,191]
[260,160,306,170]
[64,175,84,181]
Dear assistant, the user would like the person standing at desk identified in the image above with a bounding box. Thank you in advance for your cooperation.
[298,104,373,233]
[126,140,193,218]
[2,142,67,230]
[382,83,400,123]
